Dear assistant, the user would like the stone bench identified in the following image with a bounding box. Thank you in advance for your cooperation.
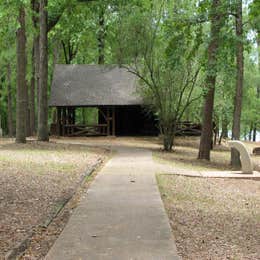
[253,147,260,156]
[228,141,253,174]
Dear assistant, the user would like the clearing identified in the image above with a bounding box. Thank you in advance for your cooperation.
[0,136,259,259]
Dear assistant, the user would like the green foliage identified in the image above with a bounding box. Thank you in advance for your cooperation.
[113,1,204,150]
[249,0,260,33]
[0,0,258,142]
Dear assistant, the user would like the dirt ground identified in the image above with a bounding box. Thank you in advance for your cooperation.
[157,175,260,260]
[0,136,259,258]
[154,136,260,172]
[154,137,260,259]
[0,139,106,258]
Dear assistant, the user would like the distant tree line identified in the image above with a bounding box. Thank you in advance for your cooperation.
[0,0,259,167]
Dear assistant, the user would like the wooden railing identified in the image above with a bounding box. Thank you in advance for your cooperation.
[63,124,108,137]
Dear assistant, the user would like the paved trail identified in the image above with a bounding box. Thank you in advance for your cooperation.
[46,146,179,260]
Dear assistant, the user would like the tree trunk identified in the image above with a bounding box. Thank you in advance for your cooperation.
[161,123,175,151]
[98,6,105,65]
[7,64,14,137]
[25,82,30,137]
[257,33,260,100]
[29,40,36,135]
[248,122,253,141]
[16,6,27,143]
[222,113,228,138]
[37,0,49,141]
[163,132,174,152]
[35,36,40,107]
[31,0,40,123]
[231,0,243,167]
[253,124,257,142]
[219,113,228,145]
[198,0,222,160]
[254,33,259,142]
[213,120,219,146]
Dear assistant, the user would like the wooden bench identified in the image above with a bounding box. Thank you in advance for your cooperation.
[228,141,253,174]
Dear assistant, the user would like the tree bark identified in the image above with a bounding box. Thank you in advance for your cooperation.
[198,0,222,160]
[31,0,40,123]
[16,6,27,143]
[231,0,243,167]
[253,124,257,142]
[221,113,228,138]
[98,6,105,64]
[249,122,253,141]
[37,0,49,141]
[257,33,260,100]
[213,119,219,146]
[35,36,40,107]
[30,41,36,135]
[254,33,260,142]
[7,64,14,137]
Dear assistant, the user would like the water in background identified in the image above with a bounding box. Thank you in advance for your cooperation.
[227,131,260,142]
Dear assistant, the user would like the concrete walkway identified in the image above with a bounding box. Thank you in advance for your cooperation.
[156,162,260,180]
[45,146,179,260]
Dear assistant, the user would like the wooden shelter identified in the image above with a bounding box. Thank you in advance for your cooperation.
[49,64,158,136]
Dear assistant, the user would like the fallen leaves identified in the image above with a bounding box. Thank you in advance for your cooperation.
[157,175,260,260]
[0,140,105,258]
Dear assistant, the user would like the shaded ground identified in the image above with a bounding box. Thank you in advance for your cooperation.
[157,175,260,260]
[0,139,106,257]
[154,136,260,172]
[21,167,101,260]
[1,136,259,258]
[155,137,260,259]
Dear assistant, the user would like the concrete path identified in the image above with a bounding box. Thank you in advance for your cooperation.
[45,146,179,260]
[156,162,260,180]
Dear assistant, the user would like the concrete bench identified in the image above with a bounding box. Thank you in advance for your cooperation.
[253,147,260,156]
[228,141,253,174]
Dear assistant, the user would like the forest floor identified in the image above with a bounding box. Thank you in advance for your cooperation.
[0,139,107,258]
[154,136,260,172]
[0,136,259,259]
[155,137,260,259]
[157,175,260,259]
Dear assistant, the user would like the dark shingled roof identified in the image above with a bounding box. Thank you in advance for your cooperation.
[49,64,143,107]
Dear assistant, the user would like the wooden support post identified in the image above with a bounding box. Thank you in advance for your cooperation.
[106,107,110,136]
[57,107,61,136]
[62,108,67,136]
[72,108,76,124]
[68,107,74,135]
[112,106,116,136]
[67,108,71,135]
[72,108,76,135]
